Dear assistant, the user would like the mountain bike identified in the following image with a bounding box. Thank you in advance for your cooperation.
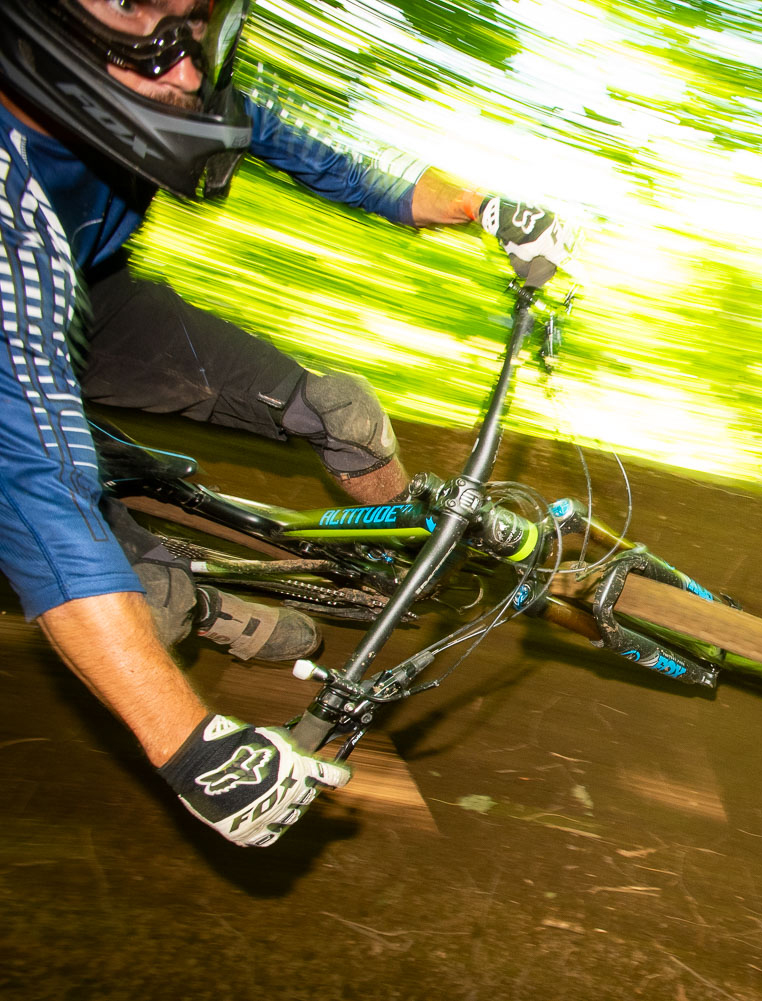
[91,281,762,761]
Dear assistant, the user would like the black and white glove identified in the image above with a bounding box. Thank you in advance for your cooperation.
[159,714,351,847]
[479,196,575,287]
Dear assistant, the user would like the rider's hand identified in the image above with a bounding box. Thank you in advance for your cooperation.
[158,714,351,847]
[478,196,575,287]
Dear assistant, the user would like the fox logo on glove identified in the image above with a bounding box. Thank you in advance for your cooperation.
[196,745,276,795]
[160,716,351,847]
[511,202,545,235]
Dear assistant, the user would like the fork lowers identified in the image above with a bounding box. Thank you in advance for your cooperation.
[593,551,721,689]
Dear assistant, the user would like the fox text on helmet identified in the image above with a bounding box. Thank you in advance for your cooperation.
[0,0,253,198]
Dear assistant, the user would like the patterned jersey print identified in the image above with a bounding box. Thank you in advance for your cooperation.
[0,131,139,618]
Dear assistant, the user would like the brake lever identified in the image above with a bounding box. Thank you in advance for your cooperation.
[539,313,562,372]
[538,283,578,372]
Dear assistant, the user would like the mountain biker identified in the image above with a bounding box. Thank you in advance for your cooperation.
[0,0,572,847]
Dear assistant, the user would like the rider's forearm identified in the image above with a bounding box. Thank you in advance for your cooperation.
[411,167,485,226]
[38,592,207,767]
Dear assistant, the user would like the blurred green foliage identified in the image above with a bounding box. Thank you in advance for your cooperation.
[131,0,762,484]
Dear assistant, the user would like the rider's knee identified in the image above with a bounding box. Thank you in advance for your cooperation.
[275,371,398,478]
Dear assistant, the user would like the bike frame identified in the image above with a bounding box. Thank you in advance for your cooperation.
[96,281,746,758]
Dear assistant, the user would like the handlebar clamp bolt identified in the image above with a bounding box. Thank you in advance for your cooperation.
[408,472,428,496]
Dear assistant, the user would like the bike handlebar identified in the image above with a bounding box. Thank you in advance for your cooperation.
[290,282,547,757]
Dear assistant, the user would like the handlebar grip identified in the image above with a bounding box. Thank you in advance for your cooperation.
[291,709,336,754]
[512,254,556,289]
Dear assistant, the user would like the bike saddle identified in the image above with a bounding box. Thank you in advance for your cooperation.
[88,418,197,494]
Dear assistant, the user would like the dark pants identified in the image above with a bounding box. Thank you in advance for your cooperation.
[81,258,306,438]
[81,259,306,644]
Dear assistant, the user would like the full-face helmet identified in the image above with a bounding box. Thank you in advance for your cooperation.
[0,0,253,198]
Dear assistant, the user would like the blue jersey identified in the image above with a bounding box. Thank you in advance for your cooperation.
[0,97,418,619]
[244,96,417,223]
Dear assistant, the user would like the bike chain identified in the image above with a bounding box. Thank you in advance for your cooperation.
[204,573,417,621]
[158,533,416,619]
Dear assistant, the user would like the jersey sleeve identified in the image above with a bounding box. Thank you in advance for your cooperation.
[244,95,423,224]
[0,134,142,620]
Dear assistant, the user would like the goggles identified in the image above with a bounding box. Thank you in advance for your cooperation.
[56,0,250,83]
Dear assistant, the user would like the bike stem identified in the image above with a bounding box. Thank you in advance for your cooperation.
[291,285,537,749]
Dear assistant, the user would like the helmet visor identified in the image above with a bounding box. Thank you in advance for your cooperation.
[57,0,250,83]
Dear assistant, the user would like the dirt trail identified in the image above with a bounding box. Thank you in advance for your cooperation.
[2,412,762,1001]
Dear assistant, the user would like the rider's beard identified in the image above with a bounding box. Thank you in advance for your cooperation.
[107,65,205,112]
[141,86,203,112]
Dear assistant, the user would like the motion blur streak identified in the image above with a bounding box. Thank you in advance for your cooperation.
[130,0,762,485]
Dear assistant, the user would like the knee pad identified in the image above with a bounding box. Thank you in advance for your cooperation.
[279,372,398,478]
[103,498,197,647]
[134,556,197,648]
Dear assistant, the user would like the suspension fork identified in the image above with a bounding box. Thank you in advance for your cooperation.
[519,551,722,689]
[590,550,725,687]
